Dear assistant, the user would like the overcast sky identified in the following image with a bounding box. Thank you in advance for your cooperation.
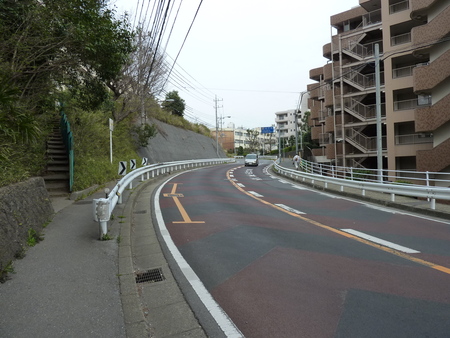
[112,0,359,129]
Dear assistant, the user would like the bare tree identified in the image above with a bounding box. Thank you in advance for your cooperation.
[107,27,167,123]
[246,129,260,153]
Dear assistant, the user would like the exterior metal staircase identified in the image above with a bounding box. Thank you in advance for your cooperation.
[343,97,385,122]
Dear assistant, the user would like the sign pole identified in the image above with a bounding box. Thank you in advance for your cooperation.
[109,118,114,163]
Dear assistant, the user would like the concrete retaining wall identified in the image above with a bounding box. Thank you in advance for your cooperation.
[0,177,54,276]
[138,118,227,162]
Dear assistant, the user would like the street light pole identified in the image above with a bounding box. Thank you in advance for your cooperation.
[295,91,308,158]
[215,95,219,157]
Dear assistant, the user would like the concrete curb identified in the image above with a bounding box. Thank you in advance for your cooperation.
[117,179,154,337]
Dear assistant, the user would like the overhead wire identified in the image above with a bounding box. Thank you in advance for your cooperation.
[159,0,204,90]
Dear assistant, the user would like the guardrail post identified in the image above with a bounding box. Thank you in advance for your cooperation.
[431,198,436,210]
[391,193,395,202]
[93,198,110,239]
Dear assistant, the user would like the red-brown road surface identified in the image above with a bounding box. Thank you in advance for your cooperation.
[157,160,450,338]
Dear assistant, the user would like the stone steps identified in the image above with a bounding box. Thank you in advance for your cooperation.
[43,118,70,197]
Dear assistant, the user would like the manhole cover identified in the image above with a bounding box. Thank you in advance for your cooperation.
[135,268,165,284]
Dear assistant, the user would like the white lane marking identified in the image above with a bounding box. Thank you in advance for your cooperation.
[275,204,305,214]
[155,173,244,337]
[231,178,238,181]
[229,174,234,178]
[248,191,264,197]
[341,229,420,254]
[278,179,290,184]
[291,185,307,190]
[245,169,262,180]
[236,183,245,188]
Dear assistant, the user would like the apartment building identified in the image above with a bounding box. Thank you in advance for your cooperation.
[308,0,450,179]
[213,124,278,154]
[275,109,298,141]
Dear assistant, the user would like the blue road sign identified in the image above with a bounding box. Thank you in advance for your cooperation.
[261,126,274,134]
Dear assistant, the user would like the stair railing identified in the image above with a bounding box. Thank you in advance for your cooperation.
[59,109,74,192]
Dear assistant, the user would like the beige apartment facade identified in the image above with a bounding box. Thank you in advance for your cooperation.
[308,0,450,179]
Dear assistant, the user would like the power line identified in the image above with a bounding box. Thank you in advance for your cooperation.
[160,0,204,90]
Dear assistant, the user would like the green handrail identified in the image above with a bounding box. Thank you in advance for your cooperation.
[59,109,74,192]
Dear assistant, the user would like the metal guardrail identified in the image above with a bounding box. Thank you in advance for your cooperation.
[273,160,450,211]
[93,158,234,239]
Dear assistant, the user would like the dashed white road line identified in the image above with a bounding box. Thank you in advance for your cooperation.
[275,204,305,215]
[248,191,264,197]
[341,229,420,254]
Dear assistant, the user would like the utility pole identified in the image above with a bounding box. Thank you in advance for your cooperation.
[375,44,383,182]
[214,96,223,157]
[295,91,308,158]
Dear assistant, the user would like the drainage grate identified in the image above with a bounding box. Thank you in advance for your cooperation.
[135,268,165,284]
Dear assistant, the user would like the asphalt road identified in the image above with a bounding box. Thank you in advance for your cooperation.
[156,160,450,338]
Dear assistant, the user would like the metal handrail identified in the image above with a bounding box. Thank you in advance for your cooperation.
[93,158,234,238]
[273,159,450,211]
[59,110,74,192]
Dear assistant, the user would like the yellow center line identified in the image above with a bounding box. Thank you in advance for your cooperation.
[226,169,450,276]
[163,183,205,224]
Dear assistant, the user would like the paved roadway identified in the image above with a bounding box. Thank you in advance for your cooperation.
[156,160,450,338]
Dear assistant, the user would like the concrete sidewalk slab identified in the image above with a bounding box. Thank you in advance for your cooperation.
[0,188,125,338]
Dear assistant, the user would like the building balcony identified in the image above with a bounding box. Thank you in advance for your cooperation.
[323,63,333,82]
[389,0,410,14]
[310,67,323,81]
[324,116,336,133]
[394,96,431,111]
[415,93,450,132]
[308,83,321,100]
[323,43,332,60]
[324,89,334,107]
[391,32,411,46]
[275,116,288,123]
[410,0,439,20]
[417,137,450,172]
[311,126,322,141]
[331,7,381,33]
[319,133,332,145]
[413,50,450,92]
[395,133,433,145]
[411,3,450,50]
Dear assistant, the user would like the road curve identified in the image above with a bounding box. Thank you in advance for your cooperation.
[155,161,450,338]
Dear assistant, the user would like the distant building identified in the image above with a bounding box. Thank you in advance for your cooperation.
[274,94,309,144]
[212,123,277,154]
[308,0,450,177]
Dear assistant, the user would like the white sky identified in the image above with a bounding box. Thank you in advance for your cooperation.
[111,0,359,129]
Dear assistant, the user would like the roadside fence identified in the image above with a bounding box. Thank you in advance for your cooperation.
[274,159,450,210]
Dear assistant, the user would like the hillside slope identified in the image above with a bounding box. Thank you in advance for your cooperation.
[138,118,227,162]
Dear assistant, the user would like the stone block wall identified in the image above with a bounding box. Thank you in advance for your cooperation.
[0,177,54,275]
